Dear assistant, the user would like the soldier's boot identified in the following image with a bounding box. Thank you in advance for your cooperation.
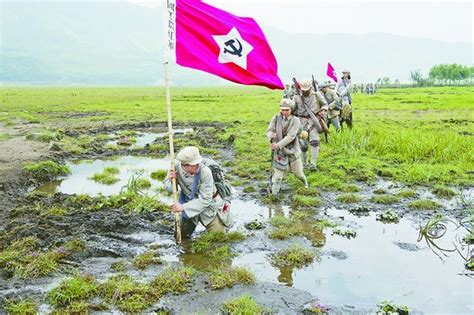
[310,146,320,170]
[303,178,309,189]
[271,182,281,195]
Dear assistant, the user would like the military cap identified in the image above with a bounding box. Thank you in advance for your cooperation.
[176,146,202,165]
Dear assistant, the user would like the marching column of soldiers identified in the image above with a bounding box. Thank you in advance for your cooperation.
[270,70,355,195]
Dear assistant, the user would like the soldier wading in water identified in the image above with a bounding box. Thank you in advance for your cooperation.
[266,99,308,194]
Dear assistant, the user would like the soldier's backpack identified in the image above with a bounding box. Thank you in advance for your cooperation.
[202,158,233,202]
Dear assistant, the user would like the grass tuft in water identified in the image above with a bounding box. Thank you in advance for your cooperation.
[376,210,399,223]
[133,251,161,269]
[208,266,255,290]
[408,199,441,210]
[48,274,98,309]
[332,228,357,239]
[270,245,316,268]
[376,300,409,315]
[64,239,86,252]
[370,194,400,205]
[89,167,120,185]
[150,169,167,181]
[100,274,154,313]
[221,294,265,315]
[336,193,362,204]
[432,185,456,199]
[292,194,323,207]
[373,188,387,195]
[192,231,245,253]
[149,267,196,295]
[339,184,361,193]
[111,260,126,273]
[3,297,38,315]
[396,189,418,198]
[0,237,67,278]
[24,160,70,181]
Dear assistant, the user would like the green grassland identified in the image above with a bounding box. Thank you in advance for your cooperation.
[1,86,473,186]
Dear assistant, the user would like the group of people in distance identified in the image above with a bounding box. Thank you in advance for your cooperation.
[269,69,353,194]
[165,70,355,239]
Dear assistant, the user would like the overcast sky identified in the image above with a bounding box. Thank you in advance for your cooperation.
[128,0,473,44]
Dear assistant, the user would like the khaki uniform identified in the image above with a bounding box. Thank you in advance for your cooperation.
[292,92,328,168]
[337,79,353,120]
[164,163,231,238]
[321,89,339,119]
[266,114,307,194]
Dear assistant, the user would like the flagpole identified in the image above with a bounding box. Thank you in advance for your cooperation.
[164,60,182,244]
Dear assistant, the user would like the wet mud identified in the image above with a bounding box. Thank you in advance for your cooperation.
[0,122,472,314]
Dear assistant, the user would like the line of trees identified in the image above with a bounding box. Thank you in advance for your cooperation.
[411,64,473,86]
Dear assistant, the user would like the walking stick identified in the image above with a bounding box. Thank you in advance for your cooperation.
[164,61,181,244]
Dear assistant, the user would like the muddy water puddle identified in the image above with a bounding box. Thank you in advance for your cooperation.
[31,157,473,313]
[107,128,193,148]
[37,156,171,201]
[180,200,472,313]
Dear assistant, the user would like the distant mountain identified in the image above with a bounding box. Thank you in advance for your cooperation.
[1,1,472,86]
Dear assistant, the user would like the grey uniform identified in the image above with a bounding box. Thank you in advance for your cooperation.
[164,162,231,236]
[292,92,328,169]
[266,114,307,193]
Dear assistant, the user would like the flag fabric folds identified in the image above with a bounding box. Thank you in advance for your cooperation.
[164,0,284,90]
[326,62,338,82]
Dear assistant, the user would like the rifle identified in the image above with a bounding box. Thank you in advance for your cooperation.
[311,75,319,92]
[268,140,274,194]
[292,77,329,143]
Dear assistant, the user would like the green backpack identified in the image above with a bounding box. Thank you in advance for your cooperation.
[202,158,233,202]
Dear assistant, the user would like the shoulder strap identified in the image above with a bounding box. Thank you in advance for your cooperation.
[275,114,284,143]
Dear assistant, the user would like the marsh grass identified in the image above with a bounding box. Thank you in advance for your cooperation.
[0,133,12,141]
[409,199,442,210]
[221,295,265,315]
[24,161,70,181]
[376,210,399,223]
[432,185,456,199]
[208,266,255,290]
[191,231,245,253]
[132,251,161,269]
[89,167,120,185]
[292,194,323,207]
[370,194,400,205]
[48,274,98,310]
[100,274,154,313]
[332,228,357,239]
[339,184,361,192]
[270,245,316,268]
[0,237,67,278]
[150,169,167,181]
[64,239,86,252]
[397,189,418,198]
[3,297,38,315]
[268,212,324,246]
[336,193,362,204]
[111,260,126,273]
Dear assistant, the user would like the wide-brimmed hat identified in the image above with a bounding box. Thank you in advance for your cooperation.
[300,81,312,91]
[342,69,351,74]
[318,82,329,89]
[176,146,202,165]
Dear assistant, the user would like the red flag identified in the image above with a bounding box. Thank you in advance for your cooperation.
[326,62,338,82]
[165,0,284,89]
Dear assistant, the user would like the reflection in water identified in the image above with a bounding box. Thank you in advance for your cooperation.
[231,206,472,314]
[277,265,294,287]
[107,129,194,148]
[36,156,172,201]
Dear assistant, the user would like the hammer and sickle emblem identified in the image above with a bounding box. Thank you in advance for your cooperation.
[223,38,243,57]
